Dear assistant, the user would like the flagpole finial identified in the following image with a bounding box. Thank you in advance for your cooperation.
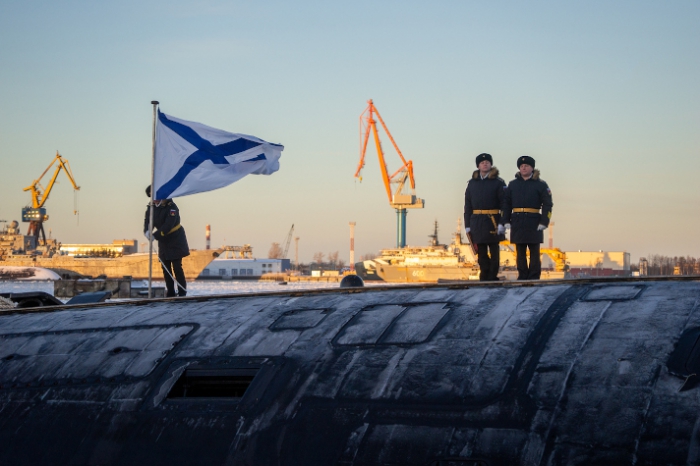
[151,101,159,105]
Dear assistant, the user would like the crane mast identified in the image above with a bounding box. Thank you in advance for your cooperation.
[355,100,424,248]
[22,151,80,245]
[282,224,294,259]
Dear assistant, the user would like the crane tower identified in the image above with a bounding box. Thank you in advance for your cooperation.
[282,224,294,259]
[22,151,80,245]
[349,222,356,271]
[354,100,424,248]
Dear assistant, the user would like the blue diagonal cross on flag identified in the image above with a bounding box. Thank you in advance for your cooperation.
[153,110,283,199]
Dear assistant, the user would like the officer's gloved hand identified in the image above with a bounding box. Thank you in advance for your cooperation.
[144,231,152,240]
[537,224,547,231]
[497,224,505,235]
[465,228,470,233]
[504,224,511,230]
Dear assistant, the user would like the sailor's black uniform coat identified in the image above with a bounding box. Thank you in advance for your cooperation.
[464,167,507,244]
[143,200,190,260]
[502,170,553,244]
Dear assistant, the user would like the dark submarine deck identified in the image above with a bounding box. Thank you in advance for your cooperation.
[1,276,699,465]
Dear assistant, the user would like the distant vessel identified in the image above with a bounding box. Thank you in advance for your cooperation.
[0,221,221,280]
[355,222,481,283]
[355,221,569,283]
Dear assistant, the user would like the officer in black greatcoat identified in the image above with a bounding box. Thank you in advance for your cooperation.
[502,156,553,280]
[144,186,190,297]
[464,153,507,281]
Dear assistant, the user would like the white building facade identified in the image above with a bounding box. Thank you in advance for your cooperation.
[199,257,291,279]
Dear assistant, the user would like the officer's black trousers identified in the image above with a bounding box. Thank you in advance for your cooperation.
[477,243,500,281]
[161,258,187,297]
[515,243,541,280]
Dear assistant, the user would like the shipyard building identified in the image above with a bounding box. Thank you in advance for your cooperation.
[59,240,138,257]
[499,248,631,277]
[199,247,291,279]
[200,258,291,279]
[562,250,631,277]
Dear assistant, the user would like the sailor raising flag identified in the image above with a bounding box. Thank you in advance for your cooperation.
[145,102,284,297]
[153,109,283,199]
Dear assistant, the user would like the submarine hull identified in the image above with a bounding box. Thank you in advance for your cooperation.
[1,278,699,465]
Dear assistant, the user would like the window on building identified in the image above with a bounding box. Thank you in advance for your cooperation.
[219,268,227,276]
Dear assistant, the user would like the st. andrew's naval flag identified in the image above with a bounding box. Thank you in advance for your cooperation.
[153,110,283,200]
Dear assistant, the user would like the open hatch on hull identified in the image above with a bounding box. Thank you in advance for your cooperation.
[167,367,259,399]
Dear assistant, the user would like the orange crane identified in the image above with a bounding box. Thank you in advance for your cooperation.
[354,100,424,247]
[22,151,80,245]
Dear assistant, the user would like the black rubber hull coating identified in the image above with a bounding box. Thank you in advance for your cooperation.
[0,277,699,465]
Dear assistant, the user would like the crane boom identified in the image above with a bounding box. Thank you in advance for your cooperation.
[500,240,569,272]
[355,100,423,210]
[282,224,294,259]
[354,100,424,248]
[24,151,80,209]
[22,151,80,245]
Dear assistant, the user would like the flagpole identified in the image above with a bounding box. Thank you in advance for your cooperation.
[148,100,159,298]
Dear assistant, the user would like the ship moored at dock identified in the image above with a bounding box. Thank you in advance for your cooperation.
[1,222,222,280]
[355,222,480,283]
[356,221,571,283]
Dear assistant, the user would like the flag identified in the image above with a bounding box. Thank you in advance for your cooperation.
[153,110,283,199]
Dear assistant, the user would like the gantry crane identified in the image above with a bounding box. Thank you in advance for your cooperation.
[354,100,424,248]
[22,151,80,245]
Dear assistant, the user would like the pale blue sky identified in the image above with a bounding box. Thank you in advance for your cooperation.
[1,1,698,263]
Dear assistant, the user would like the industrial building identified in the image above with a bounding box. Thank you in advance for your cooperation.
[59,240,138,257]
[199,246,291,279]
[562,250,631,277]
[499,247,631,277]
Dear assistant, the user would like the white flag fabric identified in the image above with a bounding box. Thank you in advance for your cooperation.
[153,110,283,199]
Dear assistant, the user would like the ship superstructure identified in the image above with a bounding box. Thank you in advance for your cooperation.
[355,221,480,282]
[1,221,220,280]
[355,221,569,283]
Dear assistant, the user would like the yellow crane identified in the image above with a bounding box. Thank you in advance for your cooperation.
[500,240,569,272]
[22,151,80,244]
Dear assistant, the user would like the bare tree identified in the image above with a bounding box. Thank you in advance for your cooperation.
[268,242,283,259]
[360,252,377,261]
[313,252,325,264]
[337,258,346,269]
[327,251,339,269]
[643,254,700,276]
